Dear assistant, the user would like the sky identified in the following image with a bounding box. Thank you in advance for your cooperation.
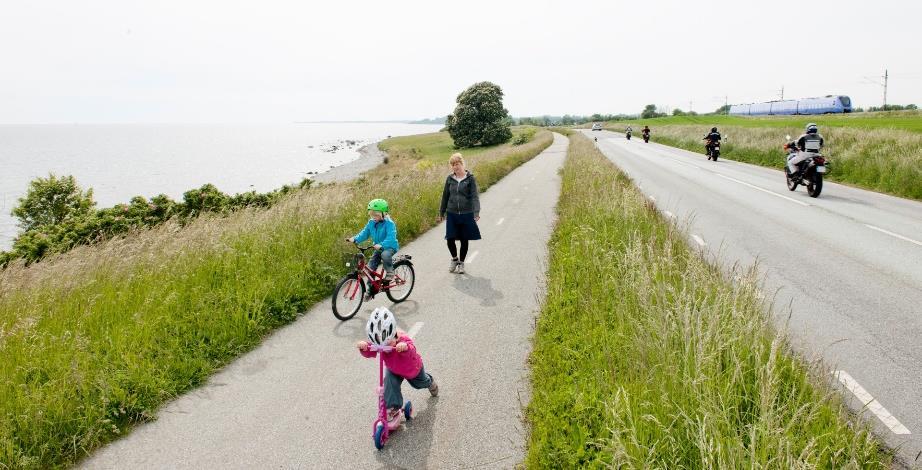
[1,0,920,123]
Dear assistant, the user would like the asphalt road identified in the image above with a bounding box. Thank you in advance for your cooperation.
[585,129,922,466]
[81,133,569,469]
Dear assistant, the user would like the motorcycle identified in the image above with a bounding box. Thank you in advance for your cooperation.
[642,131,650,143]
[704,139,720,161]
[783,135,828,197]
[625,130,632,141]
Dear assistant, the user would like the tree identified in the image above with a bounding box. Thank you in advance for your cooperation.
[445,81,513,148]
[672,108,685,116]
[714,104,731,115]
[11,173,95,232]
[641,104,666,119]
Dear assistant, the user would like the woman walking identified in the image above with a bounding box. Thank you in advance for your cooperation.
[439,153,481,274]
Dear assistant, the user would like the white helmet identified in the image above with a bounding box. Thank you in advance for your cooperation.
[366,307,396,346]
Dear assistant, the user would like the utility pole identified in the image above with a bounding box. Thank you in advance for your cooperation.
[779,86,784,100]
[883,69,888,109]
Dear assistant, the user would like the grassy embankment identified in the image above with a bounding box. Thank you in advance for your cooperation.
[600,111,922,200]
[0,128,552,469]
[526,131,889,467]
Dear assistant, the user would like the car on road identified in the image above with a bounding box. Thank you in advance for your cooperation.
[591,123,602,131]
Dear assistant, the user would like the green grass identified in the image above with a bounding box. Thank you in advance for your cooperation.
[526,131,889,468]
[0,129,553,469]
[598,110,922,133]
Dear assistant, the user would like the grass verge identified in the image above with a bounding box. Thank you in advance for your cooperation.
[526,131,889,467]
[0,128,552,469]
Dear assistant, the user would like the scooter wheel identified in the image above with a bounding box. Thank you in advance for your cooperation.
[404,401,413,420]
[374,422,386,450]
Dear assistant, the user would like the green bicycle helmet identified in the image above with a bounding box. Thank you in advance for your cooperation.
[367,198,389,213]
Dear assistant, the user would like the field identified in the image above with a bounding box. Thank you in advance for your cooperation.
[0,128,551,469]
[598,110,922,133]
[526,130,890,467]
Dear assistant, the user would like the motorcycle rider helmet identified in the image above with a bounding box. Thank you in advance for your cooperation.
[366,306,397,346]
[711,127,718,133]
[806,123,818,134]
[367,198,389,213]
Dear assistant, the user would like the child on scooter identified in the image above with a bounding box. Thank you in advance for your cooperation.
[346,198,399,300]
[357,307,438,425]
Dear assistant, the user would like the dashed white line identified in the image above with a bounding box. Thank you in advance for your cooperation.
[466,251,479,264]
[496,217,505,226]
[833,370,911,435]
[865,224,922,247]
[715,173,810,207]
[691,234,706,247]
[407,322,424,339]
[664,211,675,219]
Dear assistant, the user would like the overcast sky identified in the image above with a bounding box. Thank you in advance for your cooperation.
[2,0,920,123]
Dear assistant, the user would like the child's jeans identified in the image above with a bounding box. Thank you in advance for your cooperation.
[368,248,395,276]
[385,365,433,409]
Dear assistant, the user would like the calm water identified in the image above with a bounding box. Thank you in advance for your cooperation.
[0,123,442,250]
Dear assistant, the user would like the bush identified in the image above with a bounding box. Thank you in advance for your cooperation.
[512,128,536,145]
[11,173,95,232]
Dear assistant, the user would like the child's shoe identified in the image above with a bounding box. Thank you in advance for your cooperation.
[383,272,394,286]
[428,380,439,397]
[455,262,465,274]
[449,258,459,273]
[387,407,404,427]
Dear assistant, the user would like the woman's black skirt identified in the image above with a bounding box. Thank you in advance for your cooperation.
[445,212,482,240]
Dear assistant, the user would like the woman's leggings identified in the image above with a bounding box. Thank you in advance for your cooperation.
[447,239,469,261]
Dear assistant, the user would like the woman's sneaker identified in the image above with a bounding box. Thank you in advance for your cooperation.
[455,262,465,274]
[449,258,459,273]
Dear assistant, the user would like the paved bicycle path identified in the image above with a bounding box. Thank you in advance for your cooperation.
[82,133,569,469]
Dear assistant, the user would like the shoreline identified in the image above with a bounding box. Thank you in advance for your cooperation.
[308,142,386,184]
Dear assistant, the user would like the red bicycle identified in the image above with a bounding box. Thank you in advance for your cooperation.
[331,242,416,320]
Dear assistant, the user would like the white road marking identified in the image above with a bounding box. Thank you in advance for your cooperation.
[496,217,505,226]
[466,251,479,264]
[833,370,911,435]
[407,322,424,339]
[865,224,922,247]
[664,211,675,219]
[715,173,810,207]
[691,234,706,247]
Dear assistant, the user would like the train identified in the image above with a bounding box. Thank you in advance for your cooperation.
[729,95,852,116]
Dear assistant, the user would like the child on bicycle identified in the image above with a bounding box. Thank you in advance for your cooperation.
[346,198,399,300]
[358,307,438,426]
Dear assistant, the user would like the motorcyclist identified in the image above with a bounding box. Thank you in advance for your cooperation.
[641,125,651,139]
[787,123,825,176]
[625,126,633,136]
[703,127,721,155]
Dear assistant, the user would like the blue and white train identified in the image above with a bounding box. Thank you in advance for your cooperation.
[729,95,852,116]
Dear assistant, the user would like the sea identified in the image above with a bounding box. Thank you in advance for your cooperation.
[0,122,443,250]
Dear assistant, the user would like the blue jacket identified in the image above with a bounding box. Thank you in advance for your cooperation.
[353,216,399,252]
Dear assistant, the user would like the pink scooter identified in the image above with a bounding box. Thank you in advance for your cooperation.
[368,344,413,450]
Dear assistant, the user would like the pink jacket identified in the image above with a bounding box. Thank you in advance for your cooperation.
[360,333,423,379]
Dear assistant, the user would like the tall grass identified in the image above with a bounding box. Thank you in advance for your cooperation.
[0,129,553,469]
[625,124,922,201]
[526,132,889,467]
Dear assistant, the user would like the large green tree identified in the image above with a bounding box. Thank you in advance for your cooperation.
[446,81,513,148]
[12,173,95,232]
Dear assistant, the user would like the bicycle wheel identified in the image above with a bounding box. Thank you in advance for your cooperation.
[385,260,415,303]
[332,273,364,320]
